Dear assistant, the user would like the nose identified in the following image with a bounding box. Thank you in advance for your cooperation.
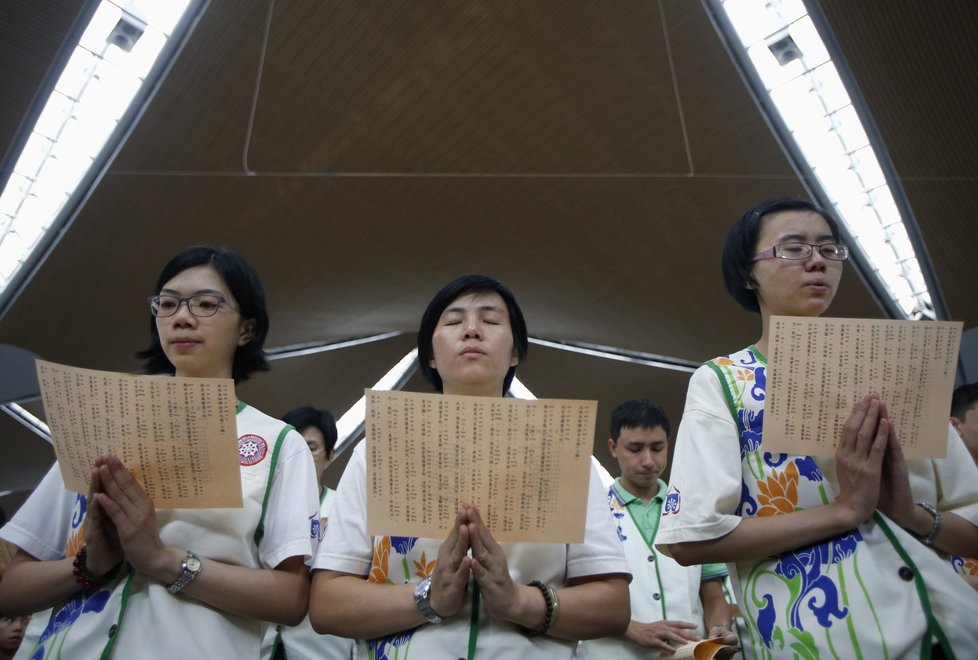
[804,247,827,270]
[463,315,483,339]
[169,299,197,325]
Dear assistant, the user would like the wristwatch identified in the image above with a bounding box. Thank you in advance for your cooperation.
[166,550,202,594]
[413,577,443,624]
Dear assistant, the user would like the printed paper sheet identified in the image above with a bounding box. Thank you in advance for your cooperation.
[765,316,961,458]
[36,360,242,508]
[365,389,596,543]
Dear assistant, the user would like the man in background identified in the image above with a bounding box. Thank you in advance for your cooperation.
[581,399,736,658]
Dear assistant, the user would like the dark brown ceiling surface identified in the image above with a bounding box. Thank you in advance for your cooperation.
[7,0,967,510]
[0,0,89,169]
[818,0,978,328]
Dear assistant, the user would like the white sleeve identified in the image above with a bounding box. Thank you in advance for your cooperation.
[258,429,321,568]
[0,463,76,561]
[313,441,372,576]
[933,425,978,524]
[656,365,743,548]
[566,462,631,580]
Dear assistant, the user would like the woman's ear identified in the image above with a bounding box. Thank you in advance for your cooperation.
[238,319,257,346]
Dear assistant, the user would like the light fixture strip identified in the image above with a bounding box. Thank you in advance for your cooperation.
[0,0,207,318]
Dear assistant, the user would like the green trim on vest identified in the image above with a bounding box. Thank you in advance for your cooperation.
[99,566,136,660]
[236,400,247,413]
[466,583,481,660]
[254,422,290,547]
[705,360,740,430]
[874,513,954,659]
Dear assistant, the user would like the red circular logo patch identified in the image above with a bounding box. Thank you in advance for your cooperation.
[238,434,268,466]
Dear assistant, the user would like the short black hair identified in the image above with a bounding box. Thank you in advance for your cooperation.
[951,383,978,419]
[721,197,842,313]
[610,399,671,440]
[137,246,270,382]
[417,275,528,395]
[282,406,338,453]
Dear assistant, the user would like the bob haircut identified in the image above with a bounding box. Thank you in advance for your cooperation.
[417,275,529,395]
[137,246,270,382]
[721,196,842,313]
[282,406,338,453]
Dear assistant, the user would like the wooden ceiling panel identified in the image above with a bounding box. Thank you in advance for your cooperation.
[111,0,271,172]
[819,1,978,177]
[248,1,689,173]
[663,0,797,176]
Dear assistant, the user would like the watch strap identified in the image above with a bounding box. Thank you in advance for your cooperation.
[413,577,443,624]
[166,550,202,594]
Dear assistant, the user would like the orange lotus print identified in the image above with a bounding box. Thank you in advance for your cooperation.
[369,536,392,584]
[963,557,978,576]
[414,550,436,579]
[756,461,800,516]
[736,369,755,382]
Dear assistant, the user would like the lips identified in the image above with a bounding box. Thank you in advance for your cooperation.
[460,347,485,356]
[170,337,201,347]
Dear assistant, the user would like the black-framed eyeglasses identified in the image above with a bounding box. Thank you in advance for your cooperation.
[752,242,849,262]
[148,294,238,318]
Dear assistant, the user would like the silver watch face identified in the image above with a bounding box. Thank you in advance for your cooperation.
[185,555,202,572]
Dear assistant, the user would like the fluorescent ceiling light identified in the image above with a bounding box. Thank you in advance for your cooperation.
[712,0,938,320]
[0,0,198,308]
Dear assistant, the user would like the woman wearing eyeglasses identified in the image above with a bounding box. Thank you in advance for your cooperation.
[0,246,319,658]
[656,198,978,658]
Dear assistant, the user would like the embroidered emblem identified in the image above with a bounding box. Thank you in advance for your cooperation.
[238,434,268,466]
[310,514,321,539]
[663,485,681,515]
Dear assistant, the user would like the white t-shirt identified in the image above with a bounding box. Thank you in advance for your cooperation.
[313,441,630,659]
[1,403,320,659]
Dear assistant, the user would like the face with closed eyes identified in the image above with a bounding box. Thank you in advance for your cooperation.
[428,292,519,397]
[750,210,844,319]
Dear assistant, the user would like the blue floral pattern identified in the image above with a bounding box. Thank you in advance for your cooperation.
[710,347,877,658]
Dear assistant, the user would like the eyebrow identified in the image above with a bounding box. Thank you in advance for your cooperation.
[777,233,836,242]
[159,287,225,296]
[444,305,505,314]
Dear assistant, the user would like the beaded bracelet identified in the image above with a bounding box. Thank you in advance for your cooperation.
[72,545,102,591]
[523,580,558,637]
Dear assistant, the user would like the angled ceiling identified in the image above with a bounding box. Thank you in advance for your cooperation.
[2,0,974,516]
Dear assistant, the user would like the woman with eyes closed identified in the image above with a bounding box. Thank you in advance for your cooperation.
[0,246,319,659]
[309,274,630,659]
[656,198,978,658]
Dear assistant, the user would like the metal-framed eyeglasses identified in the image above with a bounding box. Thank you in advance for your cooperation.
[752,242,849,262]
[148,294,239,318]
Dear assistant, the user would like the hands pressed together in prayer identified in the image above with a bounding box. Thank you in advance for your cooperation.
[84,454,170,581]
[834,394,923,533]
[428,504,539,627]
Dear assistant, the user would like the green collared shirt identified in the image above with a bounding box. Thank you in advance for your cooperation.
[612,478,727,581]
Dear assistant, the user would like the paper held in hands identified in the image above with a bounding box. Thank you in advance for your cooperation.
[36,360,242,508]
[365,389,596,543]
[672,637,738,660]
[764,316,962,459]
